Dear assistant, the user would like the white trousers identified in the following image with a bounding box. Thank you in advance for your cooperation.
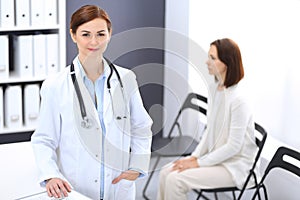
[157,163,236,200]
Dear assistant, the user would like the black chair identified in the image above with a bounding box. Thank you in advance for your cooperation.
[195,122,268,200]
[142,93,208,200]
[252,146,300,200]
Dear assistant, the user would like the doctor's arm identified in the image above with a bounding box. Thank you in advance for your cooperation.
[112,86,152,183]
[31,80,71,197]
[112,71,153,184]
[128,86,153,176]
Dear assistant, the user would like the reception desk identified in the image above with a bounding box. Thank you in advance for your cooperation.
[0,142,44,199]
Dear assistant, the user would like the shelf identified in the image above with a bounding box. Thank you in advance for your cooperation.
[0,76,46,84]
[0,0,66,143]
[0,127,35,134]
[0,25,60,33]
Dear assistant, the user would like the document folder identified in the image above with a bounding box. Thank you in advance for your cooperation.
[0,35,9,80]
[30,0,45,27]
[4,85,23,129]
[33,34,47,78]
[13,35,34,78]
[0,87,3,130]
[45,0,58,26]
[24,84,40,128]
[0,0,15,28]
[15,0,30,27]
[46,34,59,75]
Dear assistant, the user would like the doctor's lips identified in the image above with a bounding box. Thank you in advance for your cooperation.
[87,48,100,52]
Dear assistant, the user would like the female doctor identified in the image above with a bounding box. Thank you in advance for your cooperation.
[31,5,153,200]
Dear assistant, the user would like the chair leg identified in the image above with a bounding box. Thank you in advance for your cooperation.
[196,190,202,200]
[255,185,263,200]
[252,186,262,200]
[232,191,236,200]
[142,156,161,200]
[196,190,210,200]
[262,185,268,200]
[214,192,218,200]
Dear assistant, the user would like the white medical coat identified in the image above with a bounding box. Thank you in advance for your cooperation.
[31,59,153,200]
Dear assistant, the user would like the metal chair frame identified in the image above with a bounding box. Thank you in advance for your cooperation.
[195,123,268,200]
[142,93,208,200]
[252,146,300,200]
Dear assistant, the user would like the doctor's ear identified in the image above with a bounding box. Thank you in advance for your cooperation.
[70,29,77,43]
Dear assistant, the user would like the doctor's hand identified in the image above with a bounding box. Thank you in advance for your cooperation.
[172,156,199,172]
[46,178,72,198]
[112,170,140,184]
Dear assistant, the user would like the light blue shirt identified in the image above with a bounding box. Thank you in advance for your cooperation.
[77,58,109,199]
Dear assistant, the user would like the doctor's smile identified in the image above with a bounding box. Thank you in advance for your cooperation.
[87,48,100,52]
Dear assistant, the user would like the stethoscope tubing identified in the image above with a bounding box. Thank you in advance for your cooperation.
[70,57,124,128]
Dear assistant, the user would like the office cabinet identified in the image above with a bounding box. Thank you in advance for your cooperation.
[0,0,66,134]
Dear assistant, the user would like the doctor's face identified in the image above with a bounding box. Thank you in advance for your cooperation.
[70,18,111,59]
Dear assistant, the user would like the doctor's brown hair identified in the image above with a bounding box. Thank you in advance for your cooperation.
[211,38,244,88]
[70,5,112,34]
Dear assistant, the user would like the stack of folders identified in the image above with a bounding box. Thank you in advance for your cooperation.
[13,34,59,78]
[2,84,40,131]
[0,0,57,28]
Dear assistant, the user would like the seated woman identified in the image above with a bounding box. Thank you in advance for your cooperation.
[157,38,259,200]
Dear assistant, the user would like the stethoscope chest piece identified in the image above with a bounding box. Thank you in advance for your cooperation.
[81,117,93,129]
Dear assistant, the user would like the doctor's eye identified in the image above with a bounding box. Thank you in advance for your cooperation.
[97,33,106,37]
[82,33,91,37]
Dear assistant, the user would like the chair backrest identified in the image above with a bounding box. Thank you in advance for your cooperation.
[263,146,300,182]
[252,123,268,171]
[237,122,268,199]
[252,146,300,200]
[181,93,207,115]
[167,93,207,138]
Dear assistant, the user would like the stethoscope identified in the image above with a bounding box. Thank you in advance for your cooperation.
[70,57,127,129]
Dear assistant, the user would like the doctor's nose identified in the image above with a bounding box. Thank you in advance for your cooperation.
[89,36,100,45]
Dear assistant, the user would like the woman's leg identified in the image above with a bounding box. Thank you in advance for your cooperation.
[157,162,173,200]
[163,165,235,200]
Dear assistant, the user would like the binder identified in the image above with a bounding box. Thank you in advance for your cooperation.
[14,35,33,78]
[24,84,40,128]
[15,0,30,27]
[46,34,59,75]
[33,34,46,78]
[0,87,3,130]
[4,85,23,129]
[30,0,45,27]
[44,0,58,25]
[0,0,15,28]
[0,35,9,80]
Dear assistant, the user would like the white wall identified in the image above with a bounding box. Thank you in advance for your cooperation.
[188,0,300,150]
[163,0,190,137]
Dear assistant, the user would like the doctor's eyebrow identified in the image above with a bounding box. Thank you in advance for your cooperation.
[80,30,107,33]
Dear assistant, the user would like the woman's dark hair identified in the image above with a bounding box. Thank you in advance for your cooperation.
[70,5,112,34]
[211,38,244,87]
